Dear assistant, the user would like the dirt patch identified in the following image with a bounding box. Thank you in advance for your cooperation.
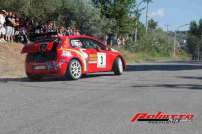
[0,43,26,78]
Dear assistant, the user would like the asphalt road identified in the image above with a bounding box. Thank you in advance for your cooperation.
[0,62,202,134]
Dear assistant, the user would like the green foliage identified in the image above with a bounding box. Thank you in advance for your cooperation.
[187,20,202,58]
[0,0,112,36]
[92,0,137,35]
[148,19,158,30]
[125,29,173,57]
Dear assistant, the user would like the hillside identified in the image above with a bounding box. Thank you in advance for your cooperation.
[0,44,26,78]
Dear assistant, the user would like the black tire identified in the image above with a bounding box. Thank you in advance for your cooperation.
[65,59,82,80]
[27,74,42,81]
[113,57,124,75]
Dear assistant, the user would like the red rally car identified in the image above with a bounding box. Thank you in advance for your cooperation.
[21,33,126,80]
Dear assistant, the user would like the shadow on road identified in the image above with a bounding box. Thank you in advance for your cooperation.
[132,84,202,90]
[179,76,202,80]
[127,63,202,72]
[0,77,28,83]
[83,73,114,79]
[0,73,115,83]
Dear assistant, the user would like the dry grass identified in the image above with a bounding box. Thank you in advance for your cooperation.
[0,43,26,78]
[116,47,190,64]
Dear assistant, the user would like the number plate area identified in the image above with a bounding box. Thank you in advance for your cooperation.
[32,65,47,70]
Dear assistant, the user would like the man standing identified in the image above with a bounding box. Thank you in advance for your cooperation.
[5,12,15,42]
[0,10,6,43]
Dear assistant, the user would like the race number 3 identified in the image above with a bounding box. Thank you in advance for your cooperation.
[97,53,106,68]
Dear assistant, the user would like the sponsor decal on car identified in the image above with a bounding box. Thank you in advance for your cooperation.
[62,48,88,72]
[89,54,97,63]
[62,51,72,57]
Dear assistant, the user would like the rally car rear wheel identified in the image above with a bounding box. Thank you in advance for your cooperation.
[65,59,82,80]
[113,57,123,75]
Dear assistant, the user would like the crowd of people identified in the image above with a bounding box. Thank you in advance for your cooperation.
[0,10,30,43]
[0,9,128,46]
[0,10,81,44]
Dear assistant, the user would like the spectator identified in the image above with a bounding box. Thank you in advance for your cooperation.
[74,29,80,36]
[47,21,56,32]
[14,17,20,41]
[0,10,6,43]
[33,21,41,34]
[117,36,122,47]
[5,12,15,42]
[15,18,29,44]
[70,27,74,35]
[19,26,29,44]
[0,10,83,44]
[11,13,17,41]
[58,26,66,36]
[107,33,113,46]
[66,27,71,35]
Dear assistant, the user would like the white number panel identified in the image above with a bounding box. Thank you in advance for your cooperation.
[97,53,106,68]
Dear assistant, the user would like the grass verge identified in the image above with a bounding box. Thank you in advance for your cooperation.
[115,46,190,64]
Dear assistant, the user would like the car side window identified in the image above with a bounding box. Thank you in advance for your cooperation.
[82,39,104,50]
[71,39,83,48]
[71,38,105,50]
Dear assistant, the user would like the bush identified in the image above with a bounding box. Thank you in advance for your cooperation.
[124,29,173,57]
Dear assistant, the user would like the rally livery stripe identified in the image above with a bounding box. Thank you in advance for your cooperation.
[62,49,87,71]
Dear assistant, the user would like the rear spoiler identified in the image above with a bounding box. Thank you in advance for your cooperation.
[21,44,40,53]
[29,32,58,42]
[21,42,54,54]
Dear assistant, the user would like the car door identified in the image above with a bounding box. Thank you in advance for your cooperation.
[82,39,111,72]
[71,38,110,73]
[80,39,99,73]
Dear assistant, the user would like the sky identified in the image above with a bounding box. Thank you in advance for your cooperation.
[139,0,202,31]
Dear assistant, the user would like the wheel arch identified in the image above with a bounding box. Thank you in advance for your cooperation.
[113,55,126,70]
[69,57,87,74]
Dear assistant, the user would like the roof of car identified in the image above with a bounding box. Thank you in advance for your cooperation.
[59,35,105,45]
[65,35,97,40]
[30,32,98,41]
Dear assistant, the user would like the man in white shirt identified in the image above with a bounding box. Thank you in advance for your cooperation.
[0,10,6,43]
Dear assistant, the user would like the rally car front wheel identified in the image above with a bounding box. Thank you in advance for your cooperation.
[113,57,124,75]
[65,59,82,80]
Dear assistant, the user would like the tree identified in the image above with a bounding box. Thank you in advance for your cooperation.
[129,0,145,42]
[198,19,202,34]
[187,20,202,60]
[92,0,137,35]
[148,19,157,31]
[143,0,152,33]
